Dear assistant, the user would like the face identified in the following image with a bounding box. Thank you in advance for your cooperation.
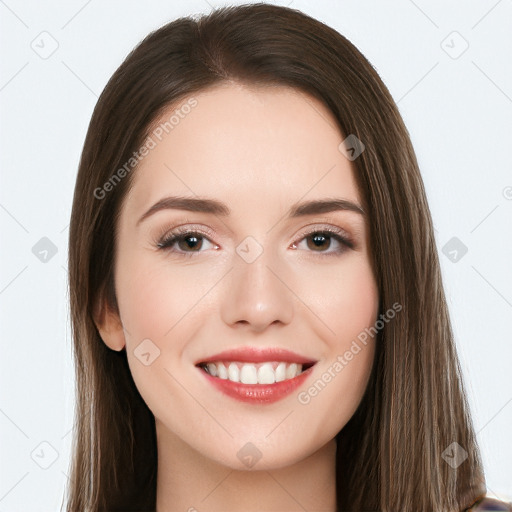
[97,82,379,470]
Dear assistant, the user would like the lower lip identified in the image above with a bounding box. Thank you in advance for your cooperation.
[198,365,315,404]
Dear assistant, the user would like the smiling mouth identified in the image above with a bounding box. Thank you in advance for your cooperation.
[196,360,316,385]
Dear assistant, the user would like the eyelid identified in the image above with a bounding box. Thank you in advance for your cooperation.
[292,223,355,248]
[154,222,216,244]
[155,221,354,245]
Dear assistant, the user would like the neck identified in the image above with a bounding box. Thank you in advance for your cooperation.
[155,419,337,512]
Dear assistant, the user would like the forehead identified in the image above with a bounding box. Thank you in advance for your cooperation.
[122,82,361,222]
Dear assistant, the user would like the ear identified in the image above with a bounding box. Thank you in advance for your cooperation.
[93,293,126,352]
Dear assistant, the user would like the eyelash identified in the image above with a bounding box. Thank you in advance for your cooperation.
[155,224,355,258]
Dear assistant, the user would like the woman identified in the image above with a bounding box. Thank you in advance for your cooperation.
[65,3,511,511]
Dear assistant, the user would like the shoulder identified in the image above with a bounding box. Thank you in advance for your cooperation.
[466,496,512,511]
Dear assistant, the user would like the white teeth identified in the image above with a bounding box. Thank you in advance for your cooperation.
[240,364,258,384]
[206,363,217,377]
[275,362,287,382]
[257,363,275,384]
[217,363,228,379]
[285,363,298,380]
[228,362,239,382]
[202,361,305,384]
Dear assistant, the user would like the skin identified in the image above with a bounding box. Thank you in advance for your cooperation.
[95,82,380,512]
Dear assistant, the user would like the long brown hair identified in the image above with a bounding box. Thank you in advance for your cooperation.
[65,3,487,510]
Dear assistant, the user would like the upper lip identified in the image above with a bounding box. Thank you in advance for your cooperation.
[195,347,318,366]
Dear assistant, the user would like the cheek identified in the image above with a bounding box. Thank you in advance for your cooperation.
[293,255,379,428]
[114,247,223,365]
[118,270,171,339]
[334,260,379,342]
[114,252,206,415]
[300,253,379,347]
[116,249,203,341]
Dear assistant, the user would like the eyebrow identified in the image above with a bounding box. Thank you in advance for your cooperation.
[136,195,365,226]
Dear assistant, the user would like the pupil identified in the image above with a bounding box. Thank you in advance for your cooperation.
[181,235,201,251]
[309,234,329,250]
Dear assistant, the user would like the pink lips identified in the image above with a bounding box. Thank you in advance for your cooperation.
[195,346,317,366]
[195,346,317,404]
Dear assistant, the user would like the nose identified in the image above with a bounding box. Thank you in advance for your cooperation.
[220,249,294,333]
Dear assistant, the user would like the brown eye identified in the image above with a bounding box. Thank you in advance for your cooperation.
[293,228,354,256]
[157,230,217,256]
[175,234,203,252]
[306,232,334,251]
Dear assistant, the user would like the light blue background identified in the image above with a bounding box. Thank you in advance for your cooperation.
[1,0,511,509]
